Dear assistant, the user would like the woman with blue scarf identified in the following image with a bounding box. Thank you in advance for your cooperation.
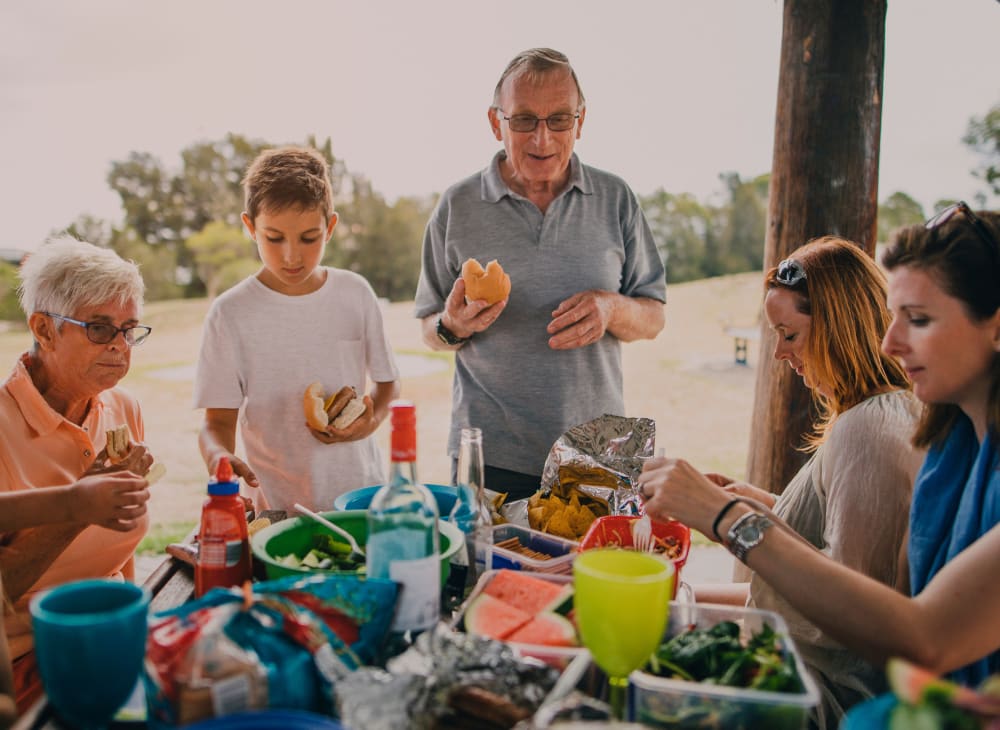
[639,203,1000,728]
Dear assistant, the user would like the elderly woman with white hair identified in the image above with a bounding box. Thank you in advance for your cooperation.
[0,237,155,713]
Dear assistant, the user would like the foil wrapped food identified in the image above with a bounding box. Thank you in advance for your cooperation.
[538,414,656,519]
[336,623,559,729]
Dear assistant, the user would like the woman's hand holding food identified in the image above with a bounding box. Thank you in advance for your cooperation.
[638,456,735,540]
[69,472,150,532]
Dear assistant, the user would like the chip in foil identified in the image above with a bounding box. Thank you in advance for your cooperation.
[539,414,655,519]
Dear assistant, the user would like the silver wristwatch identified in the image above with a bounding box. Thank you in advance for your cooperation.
[725,512,773,563]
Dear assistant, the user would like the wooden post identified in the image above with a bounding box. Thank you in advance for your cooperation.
[746,0,886,494]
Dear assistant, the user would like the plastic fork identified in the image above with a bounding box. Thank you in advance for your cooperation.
[293,502,366,561]
[631,512,655,553]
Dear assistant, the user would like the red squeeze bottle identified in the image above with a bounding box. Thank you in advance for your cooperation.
[195,456,252,597]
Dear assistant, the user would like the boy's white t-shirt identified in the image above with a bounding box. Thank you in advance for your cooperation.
[193,268,400,511]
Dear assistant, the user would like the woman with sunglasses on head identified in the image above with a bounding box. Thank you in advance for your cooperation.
[680,236,924,727]
[641,205,1000,728]
[0,237,156,714]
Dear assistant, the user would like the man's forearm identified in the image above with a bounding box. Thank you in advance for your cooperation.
[607,296,665,342]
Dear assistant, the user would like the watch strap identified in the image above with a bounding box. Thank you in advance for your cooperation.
[436,316,469,346]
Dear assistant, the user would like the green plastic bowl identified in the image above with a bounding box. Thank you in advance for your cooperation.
[251,509,463,585]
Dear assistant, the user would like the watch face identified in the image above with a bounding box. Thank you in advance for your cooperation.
[739,523,763,542]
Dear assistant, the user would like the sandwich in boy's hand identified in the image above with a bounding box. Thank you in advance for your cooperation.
[105,424,132,464]
[303,383,366,431]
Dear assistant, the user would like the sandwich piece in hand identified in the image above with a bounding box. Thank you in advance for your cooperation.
[303,383,366,431]
[105,424,132,464]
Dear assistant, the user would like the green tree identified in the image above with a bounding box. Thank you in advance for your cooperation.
[328,175,433,301]
[718,172,768,272]
[0,260,21,321]
[963,101,1000,200]
[877,192,925,243]
[186,221,259,300]
[106,134,346,296]
[641,190,711,283]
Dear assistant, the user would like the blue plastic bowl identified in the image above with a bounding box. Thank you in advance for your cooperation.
[333,483,458,519]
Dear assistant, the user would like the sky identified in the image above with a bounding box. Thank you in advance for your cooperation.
[1,1,997,253]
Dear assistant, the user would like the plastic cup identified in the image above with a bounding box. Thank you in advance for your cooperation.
[30,579,150,730]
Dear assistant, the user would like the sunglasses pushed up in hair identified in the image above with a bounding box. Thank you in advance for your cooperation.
[775,258,807,287]
[925,201,998,250]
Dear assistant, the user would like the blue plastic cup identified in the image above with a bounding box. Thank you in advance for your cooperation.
[30,579,150,729]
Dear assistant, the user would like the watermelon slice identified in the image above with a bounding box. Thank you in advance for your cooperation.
[483,569,573,615]
[888,658,1000,716]
[506,612,578,648]
[463,593,532,641]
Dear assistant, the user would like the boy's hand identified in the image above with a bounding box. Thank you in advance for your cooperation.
[310,396,376,444]
[70,472,150,532]
[208,453,260,490]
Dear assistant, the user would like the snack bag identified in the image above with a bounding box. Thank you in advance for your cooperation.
[144,574,397,728]
[523,415,655,539]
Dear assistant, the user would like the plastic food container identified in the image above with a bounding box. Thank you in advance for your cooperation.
[486,524,579,575]
[578,515,690,596]
[451,569,585,670]
[629,602,820,729]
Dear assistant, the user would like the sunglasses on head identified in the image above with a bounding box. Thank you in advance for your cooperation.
[925,201,998,250]
[775,258,806,287]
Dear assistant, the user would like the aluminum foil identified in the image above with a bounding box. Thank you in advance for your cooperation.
[539,414,656,517]
[335,624,559,729]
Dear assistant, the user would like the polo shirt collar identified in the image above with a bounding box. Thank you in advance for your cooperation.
[6,352,101,436]
[482,151,591,203]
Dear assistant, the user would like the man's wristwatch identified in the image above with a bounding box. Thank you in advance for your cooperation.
[724,511,773,563]
[435,316,469,346]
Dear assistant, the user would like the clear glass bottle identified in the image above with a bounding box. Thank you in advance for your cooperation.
[450,427,491,592]
[366,401,441,633]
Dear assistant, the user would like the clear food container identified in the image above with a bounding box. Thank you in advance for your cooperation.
[629,602,820,729]
[485,523,579,575]
[451,569,585,669]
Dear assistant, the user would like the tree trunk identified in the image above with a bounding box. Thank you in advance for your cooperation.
[746,0,886,495]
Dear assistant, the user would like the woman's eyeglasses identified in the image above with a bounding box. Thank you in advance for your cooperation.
[775,258,807,286]
[925,201,998,250]
[43,312,152,346]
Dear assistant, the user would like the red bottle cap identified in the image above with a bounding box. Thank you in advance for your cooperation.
[216,456,234,483]
[390,401,416,461]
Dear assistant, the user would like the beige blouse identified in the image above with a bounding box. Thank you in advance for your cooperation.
[749,390,924,729]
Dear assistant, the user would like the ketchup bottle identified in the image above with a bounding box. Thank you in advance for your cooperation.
[195,457,252,597]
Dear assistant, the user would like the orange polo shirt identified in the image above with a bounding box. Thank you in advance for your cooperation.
[0,353,149,661]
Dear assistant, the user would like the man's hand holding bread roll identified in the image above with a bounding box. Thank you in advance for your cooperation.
[427,257,511,349]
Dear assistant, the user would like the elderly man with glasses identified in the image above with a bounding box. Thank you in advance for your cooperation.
[415,48,667,500]
[0,236,156,713]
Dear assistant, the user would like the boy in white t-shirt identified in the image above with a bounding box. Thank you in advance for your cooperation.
[193,146,400,512]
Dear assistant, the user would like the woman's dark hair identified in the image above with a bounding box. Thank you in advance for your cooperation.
[882,209,1000,447]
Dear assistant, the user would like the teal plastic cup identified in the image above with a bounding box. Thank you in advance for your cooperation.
[30,579,150,729]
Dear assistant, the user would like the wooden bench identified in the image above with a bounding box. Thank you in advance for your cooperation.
[723,325,761,366]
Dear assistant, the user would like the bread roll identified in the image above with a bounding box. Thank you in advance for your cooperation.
[303,383,364,431]
[462,258,511,305]
[106,424,131,463]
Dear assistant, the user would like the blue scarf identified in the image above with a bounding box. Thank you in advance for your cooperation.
[908,414,1000,686]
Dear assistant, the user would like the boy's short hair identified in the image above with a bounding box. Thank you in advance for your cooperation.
[242,146,335,223]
